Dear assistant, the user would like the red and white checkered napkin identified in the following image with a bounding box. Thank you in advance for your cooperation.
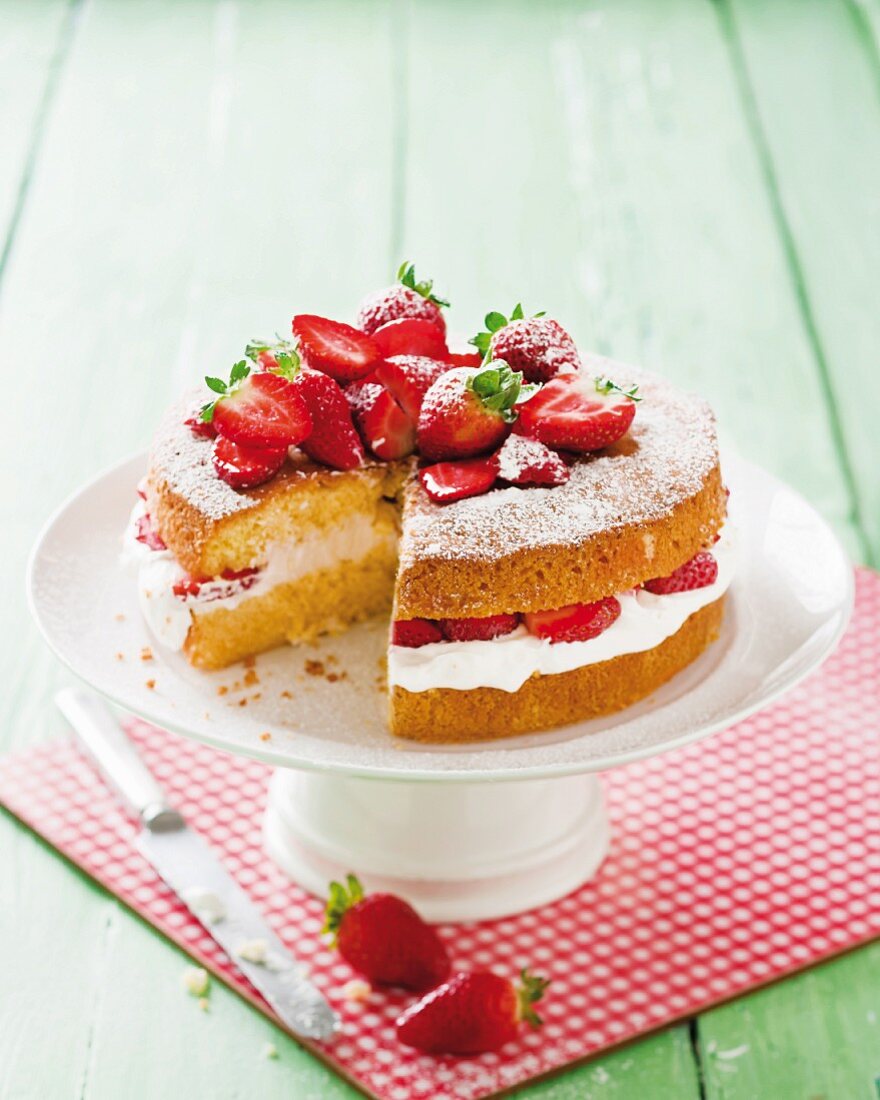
[2,569,879,1100]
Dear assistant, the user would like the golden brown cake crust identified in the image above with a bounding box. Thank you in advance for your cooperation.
[389,597,725,742]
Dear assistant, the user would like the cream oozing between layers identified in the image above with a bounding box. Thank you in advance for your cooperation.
[122,500,396,652]
[388,524,737,694]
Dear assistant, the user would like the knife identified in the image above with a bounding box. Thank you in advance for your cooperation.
[56,688,338,1042]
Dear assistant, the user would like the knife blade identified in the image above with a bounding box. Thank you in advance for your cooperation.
[56,687,338,1042]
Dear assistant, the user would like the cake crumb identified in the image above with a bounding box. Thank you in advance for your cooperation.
[217,685,229,696]
[145,679,156,690]
[237,698,247,707]
[342,978,372,1004]
[115,652,125,662]
[243,656,256,670]
[280,690,292,700]
[261,1041,279,1060]
[140,646,154,662]
[114,613,126,622]
[259,731,272,742]
[235,938,268,964]
[181,966,210,997]
[198,997,210,1012]
[250,692,262,702]
[243,668,259,687]
[304,659,325,677]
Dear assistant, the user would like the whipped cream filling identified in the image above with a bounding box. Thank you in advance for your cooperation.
[388,524,737,694]
[122,501,396,652]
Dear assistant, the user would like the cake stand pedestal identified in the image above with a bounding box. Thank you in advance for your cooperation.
[263,769,609,922]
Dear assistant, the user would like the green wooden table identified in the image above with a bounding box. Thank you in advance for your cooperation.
[2,1,879,1096]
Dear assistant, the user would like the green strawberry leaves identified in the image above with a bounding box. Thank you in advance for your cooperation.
[517,969,551,1029]
[397,261,450,309]
[246,335,302,381]
[322,873,365,943]
[200,359,251,422]
[467,361,537,422]
[594,375,642,402]
[469,304,545,359]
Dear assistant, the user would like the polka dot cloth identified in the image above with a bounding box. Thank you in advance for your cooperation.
[2,568,879,1100]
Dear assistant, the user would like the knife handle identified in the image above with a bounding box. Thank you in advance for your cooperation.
[56,689,184,831]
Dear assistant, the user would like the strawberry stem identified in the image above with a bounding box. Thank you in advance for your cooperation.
[468,304,545,359]
[397,261,450,309]
[322,872,365,944]
[467,362,530,422]
[594,375,642,402]
[516,968,551,1029]
[200,359,251,422]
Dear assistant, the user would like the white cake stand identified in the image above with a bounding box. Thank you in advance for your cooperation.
[28,453,853,920]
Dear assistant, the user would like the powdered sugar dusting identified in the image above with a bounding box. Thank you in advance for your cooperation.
[400,367,720,565]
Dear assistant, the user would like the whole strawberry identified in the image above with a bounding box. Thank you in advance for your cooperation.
[396,969,550,1055]
[324,874,450,991]
[418,362,528,461]
[471,305,580,383]
[357,261,449,336]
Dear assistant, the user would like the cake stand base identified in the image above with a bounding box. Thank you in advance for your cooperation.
[263,769,610,921]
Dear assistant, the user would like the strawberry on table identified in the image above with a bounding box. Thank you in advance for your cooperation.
[211,435,288,489]
[357,261,449,336]
[517,374,640,453]
[470,304,580,383]
[347,380,417,460]
[396,969,550,1055]
[201,361,312,449]
[418,363,529,461]
[525,597,622,643]
[439,614,520,641]
[496,434,570,487]
[371,317,448,359]
[392,618,444,648]
[419,455,499,504]
[291,314,380,383]
[324,874,450,991]
[372,355,451,421]
[643,550,719,594]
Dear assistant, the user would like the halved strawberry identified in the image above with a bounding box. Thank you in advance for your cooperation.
[517,374,639,453]
[211,436,287,489]
[445,351,483,368]
[357,261,449,335]
[643,551,719,595]
[347,380,416,460]
[371,317,448,359]
[525,597,621,643]
[292,368,364,470]
[440,614,520,642]
[184,413,216,439]
[134,512,167,551]
[371,355,450,421]
[172,567,259,600]
[419,454,499,504]
[292,315,380,383]
[417,363,528,461]
[392,618,444,647]
[496,434,570,487]
[204,363,312,449]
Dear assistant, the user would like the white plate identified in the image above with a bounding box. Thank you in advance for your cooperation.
[28,452,853,782]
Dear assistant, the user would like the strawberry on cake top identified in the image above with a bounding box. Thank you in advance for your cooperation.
[128,264,733,742]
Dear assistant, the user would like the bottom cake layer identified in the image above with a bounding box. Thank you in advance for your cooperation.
[185,542,398,669]
[389,597,725,743]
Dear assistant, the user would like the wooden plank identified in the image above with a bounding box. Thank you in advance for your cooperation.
[400,0,863,561]
[697,944,880,1099]
[0,0,72,263]
[0,1,392,1097]
[719,0,880,566]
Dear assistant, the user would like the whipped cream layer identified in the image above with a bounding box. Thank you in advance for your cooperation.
[122,501,396,652]
[389,525,736,694]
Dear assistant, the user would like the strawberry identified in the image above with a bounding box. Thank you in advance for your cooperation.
[324,874,450,991]
[418,363,529,461]
[357,261,449,336]
[184,413,216,439]
[392,618,444,647]
[440,614,520,642]
[245,338,364,470]
[525,597,621,643]
[172,567,259,600]
[496,434,570,487]
[292,369,365,470]
[517,374,639,453]
[211,436,287,489]
[372,317,448,359]
[396,969,550,1055]
[470,305,580,383]
[134,512,167,552]
[347,380,416,460]
[643,551,719,595]
[445,351,483,368]
[201,361,312,449]
[419,455,499,504]
[371,355,450,421]
[292,314,380,383]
